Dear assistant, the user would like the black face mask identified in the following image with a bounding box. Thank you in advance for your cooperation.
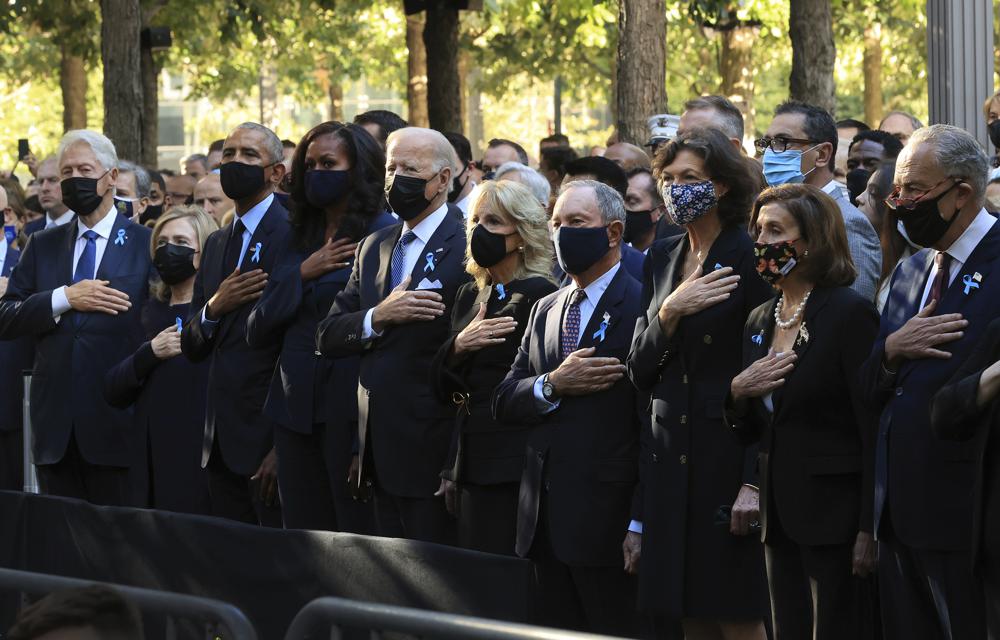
[305,169,350,208]
[623,209,656,244]
[898,180,961,248]
[846,168,871,206]
[153,243,197,285]
[554,225,610,275]
[387,173,437,221]
[470,224,514,268]
[448,165,469,203]
[140,203,163,225]
[989,120,1000,150]
[220,161,271,200]
[62,171,110,216]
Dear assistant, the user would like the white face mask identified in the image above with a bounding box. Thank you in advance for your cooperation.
[896,220,922,251]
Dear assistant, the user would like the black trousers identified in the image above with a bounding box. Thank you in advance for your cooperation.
[205,440,282,528]
[274,422,374,534]
[981,550,1000,640]
[878,516,985,640]
[36,432,128,506]
[456,480,518,555]
[0,429,23,492]
[373,483,454,545]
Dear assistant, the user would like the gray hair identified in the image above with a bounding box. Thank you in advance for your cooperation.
[683,95,745,140]
[117,160,151,198]
[184,153,209,169]
[880,110,924,130]
[385,127,458,175]
[495,161,551,206]
[559,179,626,225]
[233,122,284,165]
[57,129,118,173]
[907,124,990,198]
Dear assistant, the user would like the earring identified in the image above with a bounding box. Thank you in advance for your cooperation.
[803,249,809,257]
[518,246,524,252]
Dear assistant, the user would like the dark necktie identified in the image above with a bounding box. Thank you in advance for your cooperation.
[928,251,952,307]
[389,230,417,290]
[560,288,587,360]
[223,219,246,274]
[73,230,99,284]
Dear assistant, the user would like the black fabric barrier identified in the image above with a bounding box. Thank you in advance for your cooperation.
[0,491,531,638]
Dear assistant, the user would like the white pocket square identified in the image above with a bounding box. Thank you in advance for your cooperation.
[416,278,443,290]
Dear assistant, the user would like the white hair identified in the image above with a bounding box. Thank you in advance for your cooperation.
[559,179,626,225]
[233,122,284,165]
[58,130,119,173]
[908,124,990,198]
[495,161,551,206]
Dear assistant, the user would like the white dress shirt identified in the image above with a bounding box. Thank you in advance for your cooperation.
[50,206,119,318]
[918,208,995,309]
[455,182,477,219]
[361,202,450,339]
[46,209,75,228]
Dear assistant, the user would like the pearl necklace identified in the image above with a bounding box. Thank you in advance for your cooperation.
[774,289,812,330]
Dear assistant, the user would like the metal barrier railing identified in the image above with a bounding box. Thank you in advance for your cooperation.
[0,567,257,640]
[283,596,622,640]
[21,371,38,494]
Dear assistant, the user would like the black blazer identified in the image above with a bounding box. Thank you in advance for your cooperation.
[492,264,642,566]
[0,244,32,432]
[181,197,291,476]
[0,214,152,466]
[316,205,471,498]
[931,317,1000,569]
[726,287,880,546]
[431,276,558,485]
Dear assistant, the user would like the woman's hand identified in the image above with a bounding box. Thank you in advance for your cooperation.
[300,237,357,281]
[434,478,457,515]
[852,531,875,577]
[658,266,740,334]
[453,303,517,356]
[730,351,797,402]
[150,325,182,360]
[730,484,760,536]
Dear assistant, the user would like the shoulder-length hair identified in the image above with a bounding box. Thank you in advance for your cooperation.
[465,180,556,291]
[652,127,757,229]
[288,121,386,251]
[150,205,219,302]
[749,183,856,288]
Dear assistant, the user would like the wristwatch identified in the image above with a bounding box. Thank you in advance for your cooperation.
[541,373,557,401]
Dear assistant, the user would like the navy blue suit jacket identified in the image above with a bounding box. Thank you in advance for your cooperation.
[0,244,32,432]
[0,214,152,466]
[22,217,45,238]
[860,219,1000,550]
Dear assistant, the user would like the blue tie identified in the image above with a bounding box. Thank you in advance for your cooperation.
[389,230,417,290]
[73,230,99,284]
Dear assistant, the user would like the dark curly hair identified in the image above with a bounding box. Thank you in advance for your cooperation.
[288,121,386,251]
[653,127,758,229]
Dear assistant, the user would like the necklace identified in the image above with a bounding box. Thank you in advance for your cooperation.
[774,289,812,330]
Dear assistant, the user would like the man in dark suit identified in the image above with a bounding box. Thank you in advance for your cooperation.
[181,122,291,526]
[317,127,468,544]
[23,156,74,237]
[492,179,641,637]
[0,130,151,505]
[859,124,1000,639]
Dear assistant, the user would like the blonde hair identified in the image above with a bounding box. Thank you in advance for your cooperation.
[150,206,219,302]
[465,180,556,291]
[984,91,1000,119]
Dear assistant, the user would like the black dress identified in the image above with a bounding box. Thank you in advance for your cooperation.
[431,276,557,554]
[103,298,211,514]
[627,226,774,621]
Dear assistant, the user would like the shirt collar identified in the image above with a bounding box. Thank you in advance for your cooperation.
[821,180,845,198]
[76,205,118,240]
[48,210,74,227]
[405,201,449,245]
[235,192,274,236]
[943,208,996,264]
[578,261,621,307]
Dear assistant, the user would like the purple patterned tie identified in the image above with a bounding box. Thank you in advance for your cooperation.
[560,289,587,360]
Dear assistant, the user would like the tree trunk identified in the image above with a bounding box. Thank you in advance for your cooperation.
[259,62,278,130]
[719,22,758,141]
[101,0,144,161]
[328,81,344,122]
[60,45,88,132]
[863,22,883,126]
[616,0,667,145]
[406,13,429,127]
[423,1,462,133]
[789,0,836,115]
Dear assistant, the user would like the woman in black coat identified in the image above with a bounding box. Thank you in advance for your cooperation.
[104,206,219,513]
[625,128,773,639]
[430,179,557,554]
[727,184,879,639]
[246,122,394,533]
[931,317,1000,637]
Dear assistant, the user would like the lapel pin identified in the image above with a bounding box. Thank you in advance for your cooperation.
[592,311,611,342]
[962,274,980,295]
[175,317,183,332]
[714,262,723,270]
[496,283,506,301]
[114,229,127,246]
[751,331,764,345]
[796,322,810,347]
[250,241,262,264]
[424,252,436,273]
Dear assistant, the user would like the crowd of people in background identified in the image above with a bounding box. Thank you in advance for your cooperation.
[1,91,1000,640]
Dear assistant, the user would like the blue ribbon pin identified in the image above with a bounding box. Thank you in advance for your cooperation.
[752,331,764,345]
[714,263,723,270]
[175,316,183,332]
[423,252,435,272]
[250,242,262,264]
[962,274,980,295]
[114,229,126,246]
[592,312,611,342]
[496,283,506,300]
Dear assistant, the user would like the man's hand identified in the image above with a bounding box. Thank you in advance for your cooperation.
[852,531,875,577]
[730,351,798,402]
[150,325,181,360]
[371,276,445,332]
[65,279,131,315]
[300,237,357,281]
[729,485,760,536]
[884,300,967,369]
[0,276,8,297]
[453,302,517,356]
[548,347,626,397]
[251,448,279,507]
[434,478,457,515]
[205,268,268,320]
[658,265,740,334]
[623,531,641,575]
[347,453,360,487]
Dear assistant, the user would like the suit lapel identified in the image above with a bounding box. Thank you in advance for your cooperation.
[95,214,129,281]
[60,220,77,285]
[407,215,458,290]
[773,287,831,410]
[936,225,1000,314]
[376,226,402,298]
[650,236,685,321]
[578,266,626,354]
[543,288,569,371]
[2,246,18,277]
[700,226,743,273]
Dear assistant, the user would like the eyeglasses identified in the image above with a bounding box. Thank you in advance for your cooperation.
[754,136,816,153]
[884,178,960,211]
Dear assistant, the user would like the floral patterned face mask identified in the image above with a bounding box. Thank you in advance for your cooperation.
[754,239,800,285]
[663,180,718,226]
